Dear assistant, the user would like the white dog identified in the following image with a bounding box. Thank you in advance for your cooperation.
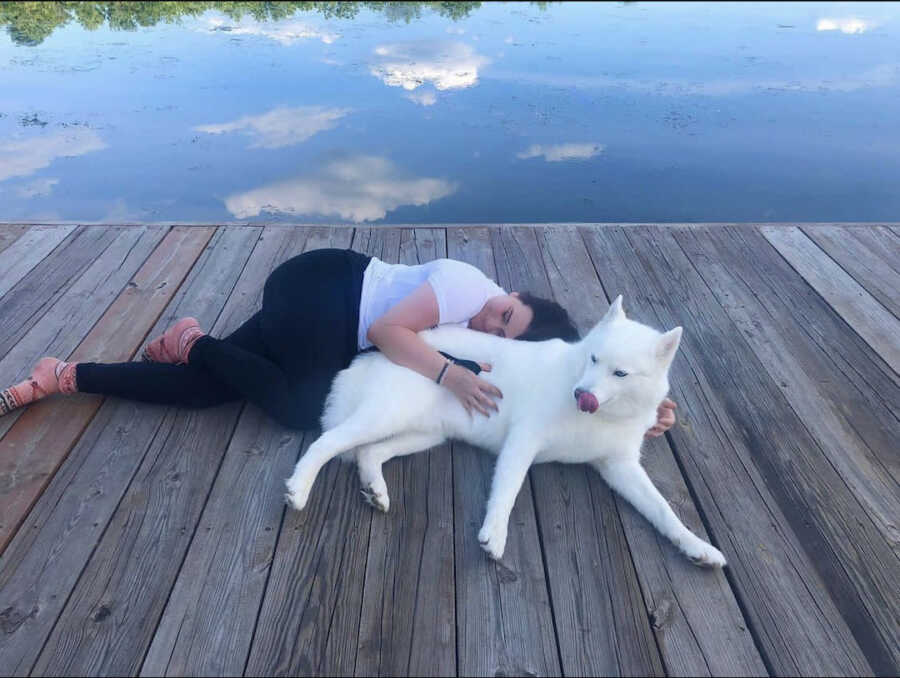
[285,296,726,567]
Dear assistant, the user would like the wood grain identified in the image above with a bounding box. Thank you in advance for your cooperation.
[0,225,29,257]
[448,227,562,678]
[761,226,900,374]
[138,227,314,677]
[245,228,402,677]
[0,225,75,300]
[538,224,765,677]
[0,227,117,357]
[0,226,211,555]
[582,225,873,676]
[354,228,456,678]
[801,225,900,318]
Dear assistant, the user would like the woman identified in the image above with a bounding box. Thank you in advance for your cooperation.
[1,247,676,435]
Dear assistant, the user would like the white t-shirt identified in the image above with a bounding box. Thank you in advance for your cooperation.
[357,257,507,350]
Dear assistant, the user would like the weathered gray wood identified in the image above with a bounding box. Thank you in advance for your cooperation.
[761,226,900,374]
[0,227,165,386]
[137,227,316,677]
[677,226,900,543]
[353,228,455,678]
[0,227,166,441]
[582,225,877,676]
[0,227,254,676]
[536,224,765,677]
[0,227,213,554]
[0,225,29,257]
[28,226,261,677]
[0,225,166,541]
[30,227,272,678]
[0,225,75,300]
[801,225,900,318]
[245,228,401,677]
[0,227,119,358]
[675,225,900,671]
[491,226,665,677]
[447,227,562,678]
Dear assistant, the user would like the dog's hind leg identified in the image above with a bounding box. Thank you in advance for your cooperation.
[356,431,446,513]
[285,417,399,511]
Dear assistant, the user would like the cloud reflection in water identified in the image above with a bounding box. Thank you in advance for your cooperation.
[517,143,604,162]
[195,106,351,149]
[0,129,106,182]
[202,16,339,44]
[370,41,489,91]
[816,17,879,34]
[224,155,457,222]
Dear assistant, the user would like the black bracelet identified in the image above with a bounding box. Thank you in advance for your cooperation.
[436,360,452,384]
[438,350,481,375]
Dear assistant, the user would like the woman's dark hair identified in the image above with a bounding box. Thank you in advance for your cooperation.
[517,292,580,343]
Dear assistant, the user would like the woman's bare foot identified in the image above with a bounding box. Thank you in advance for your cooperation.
[142,317,205,364]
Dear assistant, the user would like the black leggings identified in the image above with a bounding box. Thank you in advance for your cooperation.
[76,248,371,430]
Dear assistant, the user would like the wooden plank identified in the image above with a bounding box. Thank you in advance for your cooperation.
[246,229,404,677]
[761,226,900,374]
[0,226,167,440]
[0,225,29,257]
[447,227,562,678]
[675,226,900,669]
[801,225,900,318]
[0,225,75,300]
[138,226,316,677]
[677,226,900,535]
[0,226,240,676]
[536,225,765,676]
[0,226,212,555]
[29,227,267,677]
[582,225,875,676]
[0,226,117,357]
[354,228,456,678]
[489,226,666,677]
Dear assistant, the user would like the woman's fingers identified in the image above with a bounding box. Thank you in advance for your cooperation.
[471,395,490,417]
[479,362,492,372]
[477,376,503,399]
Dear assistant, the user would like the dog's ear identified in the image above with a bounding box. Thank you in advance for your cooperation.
[602,295,625,324]
[656,327,682,367]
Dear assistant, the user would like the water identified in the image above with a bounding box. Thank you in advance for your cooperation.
[1,1,899,224]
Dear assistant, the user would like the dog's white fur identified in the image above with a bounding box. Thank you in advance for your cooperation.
[285,296,726,567]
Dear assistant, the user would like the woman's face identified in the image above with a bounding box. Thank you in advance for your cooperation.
[468,293,534,339]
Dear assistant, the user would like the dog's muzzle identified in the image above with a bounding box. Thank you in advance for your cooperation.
[574,388,599,413]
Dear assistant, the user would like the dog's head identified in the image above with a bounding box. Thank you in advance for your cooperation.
[573,296,681,418]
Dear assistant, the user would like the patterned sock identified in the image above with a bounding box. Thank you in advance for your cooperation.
[0,358,78,415]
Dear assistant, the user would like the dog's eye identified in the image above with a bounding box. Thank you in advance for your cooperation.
[590,354,598,364]
[613,369,628,377]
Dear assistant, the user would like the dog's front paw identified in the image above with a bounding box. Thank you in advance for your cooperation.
[360,481,390,513]
[682,536,726,568]
[478,520,508,561]
[284,472,312,512]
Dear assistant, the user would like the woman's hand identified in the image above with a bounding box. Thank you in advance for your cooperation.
[441,362,503,417]
[645,398,676,438]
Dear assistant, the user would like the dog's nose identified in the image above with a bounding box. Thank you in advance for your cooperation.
[574,387,586,401]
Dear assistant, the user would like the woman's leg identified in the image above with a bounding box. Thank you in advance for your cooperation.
[187,249,370,430]
[76,361,240,408]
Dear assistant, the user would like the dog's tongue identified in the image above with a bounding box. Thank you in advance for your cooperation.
[578,392,599,413]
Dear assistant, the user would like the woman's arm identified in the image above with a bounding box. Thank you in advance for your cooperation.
[367,282,502,416]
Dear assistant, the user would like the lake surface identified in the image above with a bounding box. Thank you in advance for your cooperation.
[2,1,899,224]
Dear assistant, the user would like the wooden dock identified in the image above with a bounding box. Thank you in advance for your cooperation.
[0,223,897,677]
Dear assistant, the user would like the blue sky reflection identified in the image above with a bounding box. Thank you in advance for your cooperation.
[1,2,898,223]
